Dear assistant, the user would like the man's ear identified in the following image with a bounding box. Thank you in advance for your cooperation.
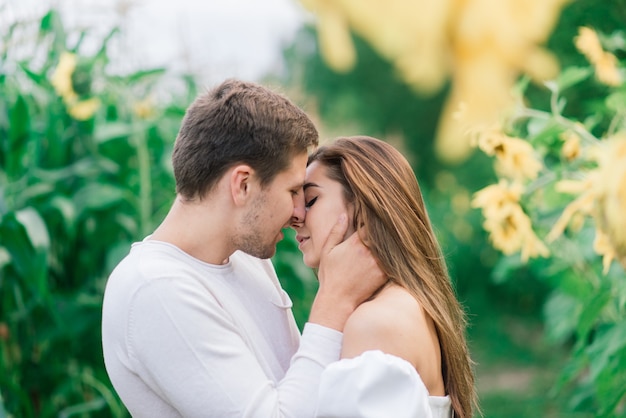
[230,164,255,206]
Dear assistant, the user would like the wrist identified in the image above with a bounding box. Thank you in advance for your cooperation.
[308,292,356,332]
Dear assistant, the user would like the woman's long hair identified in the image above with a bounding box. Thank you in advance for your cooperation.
[309,136,478,418]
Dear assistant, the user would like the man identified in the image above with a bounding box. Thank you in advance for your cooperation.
[102,79,384,417]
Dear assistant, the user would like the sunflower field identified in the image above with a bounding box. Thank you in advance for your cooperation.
[2,1,626,417]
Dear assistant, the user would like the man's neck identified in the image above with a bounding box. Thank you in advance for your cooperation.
[150,196,235,265]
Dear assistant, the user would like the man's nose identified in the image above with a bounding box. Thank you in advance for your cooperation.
[291,193,305,226]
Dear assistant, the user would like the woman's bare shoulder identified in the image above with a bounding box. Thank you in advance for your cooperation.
[341,284,425,362]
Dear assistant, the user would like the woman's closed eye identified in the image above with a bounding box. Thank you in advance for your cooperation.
[305,196,318,210]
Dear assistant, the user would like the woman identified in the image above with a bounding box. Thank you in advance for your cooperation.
[292,136,478,418]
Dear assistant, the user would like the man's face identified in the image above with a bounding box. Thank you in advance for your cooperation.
[234,153,308,259]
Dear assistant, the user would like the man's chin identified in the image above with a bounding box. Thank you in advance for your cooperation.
[240,244,276,260]
[259,249,277,260]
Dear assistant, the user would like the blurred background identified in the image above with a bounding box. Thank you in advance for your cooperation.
[1,0,625,417]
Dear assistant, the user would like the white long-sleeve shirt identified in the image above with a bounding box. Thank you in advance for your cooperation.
[102,240,342,417]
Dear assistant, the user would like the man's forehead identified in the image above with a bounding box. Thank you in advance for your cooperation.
[276,153,307,187]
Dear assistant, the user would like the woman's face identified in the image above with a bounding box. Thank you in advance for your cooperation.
[293,161,354,268]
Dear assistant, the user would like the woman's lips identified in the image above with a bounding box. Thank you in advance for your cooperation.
[296,235,309,248]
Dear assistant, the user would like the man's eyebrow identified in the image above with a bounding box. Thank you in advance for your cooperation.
[303,182,320,191]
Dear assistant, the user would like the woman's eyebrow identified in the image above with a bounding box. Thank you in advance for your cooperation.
[303,182,320,191]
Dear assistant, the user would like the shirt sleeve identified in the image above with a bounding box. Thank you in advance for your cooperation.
[126,277,342,418]
[315,350,436,418]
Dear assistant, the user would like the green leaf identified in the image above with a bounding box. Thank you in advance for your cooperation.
[529,121,563,148]
[1,21,19,62]
[114,213,138,237]
[491,254,523,284]
[72,31,88,53]
[47,195,77,234]
[33,157,119,183]
[106,241,134,274]
[0,209,49,294]
[15,207,50,251]
[39,9,63,37]
[606,90,626,113]
[587,319,626,417]
[587,322,626,379]
[543,291,580,344]
[18,63,46,86]
[0,246,10,269]
[543,80,558,93]
[7,94,30,179]
[94,27,120,60]
[554,269,595,300]
[40,10,58,32]
[594,347,626,417]
[0,212,34,279]
[577,289,611,340]
[526,117,550,139]
[127,68,167,84]
[557,66,592,91]
[40,9,66,56]
[552,344,587,394]
[18,183,56,207]
[94,122,135,143]
[511,75,531,97]
[73,183,128,214]
[0,392,9,418]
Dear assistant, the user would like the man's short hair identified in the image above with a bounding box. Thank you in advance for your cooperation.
[172,79,319,200]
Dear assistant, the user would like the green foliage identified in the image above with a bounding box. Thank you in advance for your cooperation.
[0,9,194,417]
[281,0,626,416]
[273,229,318,330]
[475,24,626,418]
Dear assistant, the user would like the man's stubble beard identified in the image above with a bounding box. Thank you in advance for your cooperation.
[232,195,277,260]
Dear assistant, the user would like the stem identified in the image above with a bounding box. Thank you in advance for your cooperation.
[81,370,126,418]
[524,170,558,195]
[606,110,625,137]
[58,398,107,418]
[514,108,600,145]
[550,84,562,117]
[133,126,152,238]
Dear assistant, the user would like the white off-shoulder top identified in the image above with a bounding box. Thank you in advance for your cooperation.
[316,350,452,418]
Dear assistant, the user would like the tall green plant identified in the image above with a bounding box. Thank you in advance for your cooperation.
[471,26,626,416]
[0,9,194,417]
